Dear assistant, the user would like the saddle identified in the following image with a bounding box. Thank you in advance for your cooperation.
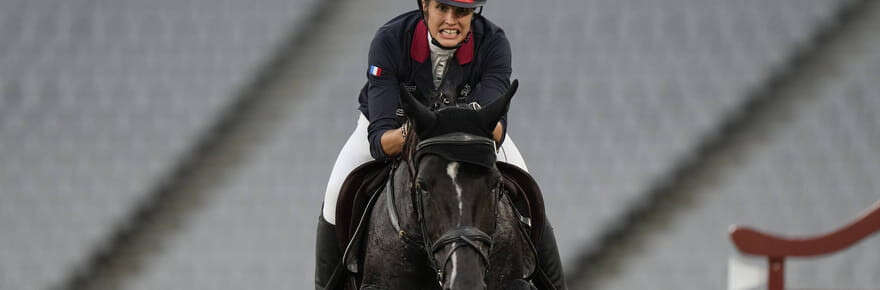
[496,161,548,242]
[335,160,391,252]
[333,160,547,272]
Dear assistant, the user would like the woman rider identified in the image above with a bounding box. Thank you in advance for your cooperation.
[316,0,567,289]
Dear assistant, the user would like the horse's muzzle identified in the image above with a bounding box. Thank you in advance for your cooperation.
[431,226,493,290]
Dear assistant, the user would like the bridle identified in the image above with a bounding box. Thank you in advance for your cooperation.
[390,132,502,287]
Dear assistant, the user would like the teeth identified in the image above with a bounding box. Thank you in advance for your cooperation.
[441,29,459,35]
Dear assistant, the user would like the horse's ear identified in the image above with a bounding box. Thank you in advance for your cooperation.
[481,79,518,132]
[399,84,436,135]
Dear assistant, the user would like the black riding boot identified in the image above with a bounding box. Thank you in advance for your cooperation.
[535,222,567,290]
[315,216,342,290]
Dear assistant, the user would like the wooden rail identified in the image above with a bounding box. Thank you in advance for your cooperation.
[729,200,880,290]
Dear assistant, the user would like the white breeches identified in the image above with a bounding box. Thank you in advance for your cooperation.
[321,113,528,224]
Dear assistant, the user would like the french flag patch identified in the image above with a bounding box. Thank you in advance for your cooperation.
[369,65,382,77]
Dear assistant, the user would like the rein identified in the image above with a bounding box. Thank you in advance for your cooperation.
[388,132,500,287]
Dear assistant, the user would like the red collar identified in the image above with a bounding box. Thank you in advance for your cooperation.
[410,20,474,65]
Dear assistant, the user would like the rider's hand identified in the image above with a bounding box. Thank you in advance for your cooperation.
[492,122,503,143]
[380,127,406,157]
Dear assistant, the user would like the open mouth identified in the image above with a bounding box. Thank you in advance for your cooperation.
[440,28,461,38]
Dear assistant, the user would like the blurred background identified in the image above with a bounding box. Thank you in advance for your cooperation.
[1,0,879,289]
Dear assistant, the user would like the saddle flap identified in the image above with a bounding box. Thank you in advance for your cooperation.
[497,161,547,241]
[335,160,391,252]
[342,185,384,274]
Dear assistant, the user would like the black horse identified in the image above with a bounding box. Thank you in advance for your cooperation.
[344,80,537,290]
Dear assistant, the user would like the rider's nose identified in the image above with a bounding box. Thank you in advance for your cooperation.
[442,10,456,24]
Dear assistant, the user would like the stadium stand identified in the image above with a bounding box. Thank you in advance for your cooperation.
[484,0,854,272]
[584,1,880,288]
[0,0,321,289]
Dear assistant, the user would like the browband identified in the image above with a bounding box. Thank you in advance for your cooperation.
[415,133,497,169]
[417,133,496,151]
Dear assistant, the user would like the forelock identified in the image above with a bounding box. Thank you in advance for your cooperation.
[428,107,485,137]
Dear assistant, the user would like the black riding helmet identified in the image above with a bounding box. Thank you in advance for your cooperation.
[433,0,486,9]
[417,0,486,13]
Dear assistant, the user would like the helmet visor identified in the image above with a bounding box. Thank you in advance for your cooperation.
[434,0,485,9]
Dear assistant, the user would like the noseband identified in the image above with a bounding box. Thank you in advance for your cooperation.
[408,133,500,287]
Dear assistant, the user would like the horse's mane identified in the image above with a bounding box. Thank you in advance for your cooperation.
[402,121,419,162]
[399,120,420,178]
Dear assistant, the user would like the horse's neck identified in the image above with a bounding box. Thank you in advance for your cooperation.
[391,163,420,233]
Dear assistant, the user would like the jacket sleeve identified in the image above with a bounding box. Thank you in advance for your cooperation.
[365,31,402,161]
[469,31,512,145]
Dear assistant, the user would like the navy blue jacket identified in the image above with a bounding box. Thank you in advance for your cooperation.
[358,10,512,160]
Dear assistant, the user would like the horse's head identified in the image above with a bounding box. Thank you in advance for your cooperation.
[400,80,518,290]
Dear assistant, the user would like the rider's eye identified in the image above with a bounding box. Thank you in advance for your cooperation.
[454,7,474,17]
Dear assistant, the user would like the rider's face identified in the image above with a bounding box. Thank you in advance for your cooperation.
[422,0,474,48]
